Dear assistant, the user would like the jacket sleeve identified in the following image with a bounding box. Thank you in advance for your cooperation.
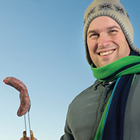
[60,123,74,140]
[60,132,74,140]
[60,106,74,140]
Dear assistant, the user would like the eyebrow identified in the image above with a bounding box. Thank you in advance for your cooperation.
[108,25,121,30]
[87,25,121,35]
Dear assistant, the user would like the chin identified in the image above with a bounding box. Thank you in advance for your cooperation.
[99,61,114,67]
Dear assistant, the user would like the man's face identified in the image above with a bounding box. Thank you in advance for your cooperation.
[87,16,130,67]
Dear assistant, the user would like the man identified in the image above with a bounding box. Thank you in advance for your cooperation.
[61,0,140,140]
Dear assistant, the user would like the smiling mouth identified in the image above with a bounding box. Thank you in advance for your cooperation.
[99,50,114,56]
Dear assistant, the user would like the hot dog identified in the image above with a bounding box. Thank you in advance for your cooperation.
[3,77,30,117]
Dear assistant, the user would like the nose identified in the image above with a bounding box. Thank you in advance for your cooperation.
[97,33,111,48]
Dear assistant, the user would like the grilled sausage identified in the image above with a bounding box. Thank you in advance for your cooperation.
[3,77,30,117]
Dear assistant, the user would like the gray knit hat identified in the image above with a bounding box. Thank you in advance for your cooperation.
[83,0,140,65]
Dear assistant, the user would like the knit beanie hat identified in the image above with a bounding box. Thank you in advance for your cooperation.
[83,0,140,65]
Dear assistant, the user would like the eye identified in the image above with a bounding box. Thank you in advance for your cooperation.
[111,30,116,32]
[109,29,118,34]
[89,33,99,39]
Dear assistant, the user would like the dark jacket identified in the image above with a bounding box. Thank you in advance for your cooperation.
[60,74,140,140]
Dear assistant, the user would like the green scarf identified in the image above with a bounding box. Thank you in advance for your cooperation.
[91,56,140,81]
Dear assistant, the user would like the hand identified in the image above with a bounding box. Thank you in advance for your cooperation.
[20,137,37,140]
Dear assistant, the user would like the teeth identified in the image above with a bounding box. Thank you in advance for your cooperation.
[100,50,113,56]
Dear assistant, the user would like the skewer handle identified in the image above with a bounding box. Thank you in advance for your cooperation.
[23,131,26,140]
[30,130,34,140]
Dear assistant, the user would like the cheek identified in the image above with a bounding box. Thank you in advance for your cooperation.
[87,40,96,53]
[116,38,130,56]
[119,38,130,50]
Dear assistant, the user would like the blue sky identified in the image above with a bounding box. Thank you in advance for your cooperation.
[0,0,140,139]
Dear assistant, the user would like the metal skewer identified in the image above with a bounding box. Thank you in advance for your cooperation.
[21,93,34,140]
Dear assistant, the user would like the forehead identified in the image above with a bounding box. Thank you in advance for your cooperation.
[88,16,121,31]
